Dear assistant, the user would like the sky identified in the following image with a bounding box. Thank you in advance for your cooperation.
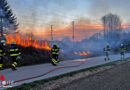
[7,0,130,41]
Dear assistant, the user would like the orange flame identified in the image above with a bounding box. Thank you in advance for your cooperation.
[74,51,78,55]
[5,34,51,50]
[87,51,90,54]
[82,51,87,55]
[74,51,90,56]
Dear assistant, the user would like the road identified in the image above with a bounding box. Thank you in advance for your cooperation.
[0,53,130,89]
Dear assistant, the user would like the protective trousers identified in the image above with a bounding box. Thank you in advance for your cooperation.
[51,54,59,65]
[11,56,18,70]
[0,57,3,69]
[120,52,125,60]
[105,52,110,61]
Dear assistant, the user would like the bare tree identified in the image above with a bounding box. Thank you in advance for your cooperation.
[102,13,122,45]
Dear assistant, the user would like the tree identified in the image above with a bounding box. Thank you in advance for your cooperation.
[102,13,122,45]
[0,0,18,37]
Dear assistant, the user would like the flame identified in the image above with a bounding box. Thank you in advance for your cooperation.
[82,51,87,55]
[74,51,78,55]
[5,34,51,50]
[87,51,90,54]
[74,51,90,56]
[79,52,83,56]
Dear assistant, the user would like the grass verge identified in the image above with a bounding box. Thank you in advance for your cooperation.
[6,58,130,90]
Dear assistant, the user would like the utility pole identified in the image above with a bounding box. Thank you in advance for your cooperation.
[0,9,3,37]
[72,21,74,41]
[51,25,53,41]
[103,17,105,39]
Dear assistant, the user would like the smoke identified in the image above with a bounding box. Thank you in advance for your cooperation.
[88,0,110,19]
[76,17,91,25]
[7,0,130,59]
[89,0,130,23]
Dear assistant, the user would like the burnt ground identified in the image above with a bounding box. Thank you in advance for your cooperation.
[58,60,130,90]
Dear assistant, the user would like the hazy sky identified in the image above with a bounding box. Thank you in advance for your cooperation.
[7,0,130,41]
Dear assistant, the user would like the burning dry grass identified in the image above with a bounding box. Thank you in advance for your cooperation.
[5,34,51,50]
[74,51,90,56]
[3,34,92,68]
[2,33,52,68]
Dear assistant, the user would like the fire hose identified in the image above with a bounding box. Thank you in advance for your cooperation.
[0,59,86,88]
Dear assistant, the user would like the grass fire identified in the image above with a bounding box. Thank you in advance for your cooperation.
[5,34,51,50]
[74,51,91,56]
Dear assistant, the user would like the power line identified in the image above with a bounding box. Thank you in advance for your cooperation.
[19,15,72,26]
[29,5,76,20]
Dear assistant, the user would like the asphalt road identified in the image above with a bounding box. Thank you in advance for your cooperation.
[0,53,130,89]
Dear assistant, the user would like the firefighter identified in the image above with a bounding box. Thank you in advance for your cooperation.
[51,44,59,66]
[9,41,21,71]
[104,44,110,61]
[0,40,6,70]
[119,44,126,60]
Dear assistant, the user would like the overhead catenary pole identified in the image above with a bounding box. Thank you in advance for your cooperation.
[72,21,74,41]
[103,17,105,39]
[0,9,3,37]
[51,25,53,41]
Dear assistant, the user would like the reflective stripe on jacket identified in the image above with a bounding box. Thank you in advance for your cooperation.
[0,49,5,56]
[104,47,110,52]
[51,48,59,55]
[10,52,21,56]
[119,48,126,52]
[9,48,21,57]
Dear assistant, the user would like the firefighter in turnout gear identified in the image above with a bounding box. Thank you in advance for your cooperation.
[9,41,21,71]
[51,44,59,66]
[104,44,110,61]
[0,40,6,70]
[119,44,126,60]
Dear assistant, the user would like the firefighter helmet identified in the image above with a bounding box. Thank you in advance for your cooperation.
[11,41,16,44]
[1,40,5,43]
[53,43,58,48]
[121,43,124,46]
